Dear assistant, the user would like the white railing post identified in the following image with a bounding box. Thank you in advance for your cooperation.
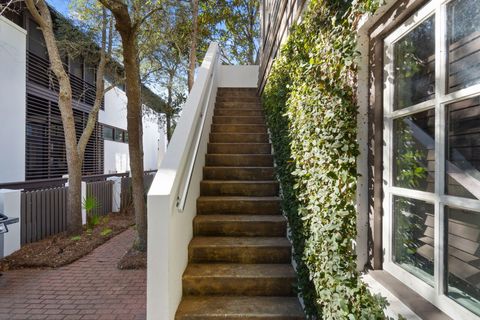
[64,175,87,225]
[107,176,122,213]
[0,189,22,258]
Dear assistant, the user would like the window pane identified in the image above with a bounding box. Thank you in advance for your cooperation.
[446,96,480,199]
[69,56,83,79]
[28,19,47,59]
[445,207,480,316]
[393,110,435,192]
[103,126,113,140]
[85,65,95,85]
[394,16,435,110]
[114,129,123,142]
[447,0,480,92]
[393,196,434,285]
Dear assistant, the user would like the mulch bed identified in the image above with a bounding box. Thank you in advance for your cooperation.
[117,246,146,270]
[0,212,134,271]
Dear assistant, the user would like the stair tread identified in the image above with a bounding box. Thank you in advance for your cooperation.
[215,108,264,111]
[208,142,270,144]
[214,123,266,126]
[207,153,273,156]
[183,263,295,279]
[176,296,304,318]
[209,132,269,136]
[198,196,280,201]
[204,167,274,170]
[195,214,286,223]
[213,115,265,118]
[190,236,290,248]
[201,180,277,184]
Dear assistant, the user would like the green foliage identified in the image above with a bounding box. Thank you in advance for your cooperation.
[101,228,113,237]
[83,195,101,229]
[216,0,260,64]
[261,0,390,318]
[70,235,82,241]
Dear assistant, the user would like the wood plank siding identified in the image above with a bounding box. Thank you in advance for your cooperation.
[258,0,307,93]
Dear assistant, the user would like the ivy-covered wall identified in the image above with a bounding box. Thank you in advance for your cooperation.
[261,0,389,318]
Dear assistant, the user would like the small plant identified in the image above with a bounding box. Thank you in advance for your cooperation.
[101,228,112,237]
[83,195,101,229]
[101,216,110,225]
[70,235,81,241]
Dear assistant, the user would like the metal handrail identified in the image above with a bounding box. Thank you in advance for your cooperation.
[175,48,220,212]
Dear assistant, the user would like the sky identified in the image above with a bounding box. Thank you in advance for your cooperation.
[48,0,69,17]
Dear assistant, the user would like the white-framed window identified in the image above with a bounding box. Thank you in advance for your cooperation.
[382,0,480,319]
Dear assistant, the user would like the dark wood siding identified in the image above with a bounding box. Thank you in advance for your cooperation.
[26,94,104,180]
[258,0,307,93]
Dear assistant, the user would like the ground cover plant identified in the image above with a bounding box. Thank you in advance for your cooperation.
[0,212,133,271]
[262,0,390,318]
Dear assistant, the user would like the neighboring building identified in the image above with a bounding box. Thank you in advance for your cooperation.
[259,0,479,319]
[0,8,166,184]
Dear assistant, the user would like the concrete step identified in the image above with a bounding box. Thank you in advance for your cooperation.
[216,96,260,103]
[209,133,269,143]
[213,116,265,125]
[207,143,271,154]
[193,214,286,237]
[212,124,267,133]
[197,196,281,215]
[200,180,279,197]
[182,264,296,296]
[215,102,262,109]
[188,237,291,263]
[175,296,305,320]
[214,108,264,116]
[206,154,273,167]
[203,167,275,181]
[217,88,257,94]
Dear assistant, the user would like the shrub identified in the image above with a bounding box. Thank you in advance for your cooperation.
[83,195,101,229]
[262,0,389,318]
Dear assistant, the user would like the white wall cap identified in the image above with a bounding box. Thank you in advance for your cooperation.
[0,16,27,35]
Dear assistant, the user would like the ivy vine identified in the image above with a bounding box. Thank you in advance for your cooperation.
[261,0,390,318]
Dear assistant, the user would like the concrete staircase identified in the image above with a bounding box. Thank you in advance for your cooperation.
[175,88,305,319]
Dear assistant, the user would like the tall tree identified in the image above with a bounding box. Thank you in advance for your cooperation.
[187,0,198,91]
[218,0,259,64]
[97,0,163,251]
[144,5,189,141]
[25,0,114,235]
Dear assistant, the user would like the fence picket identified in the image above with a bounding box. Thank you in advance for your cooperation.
[17,171,155,245]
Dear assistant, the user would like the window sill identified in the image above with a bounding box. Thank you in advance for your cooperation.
[363,270,452,320]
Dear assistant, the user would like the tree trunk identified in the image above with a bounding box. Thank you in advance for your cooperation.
[121,32,147,251]
[26,0,83,235]
[166,71,173,142]
[188,0,199,91]
[98,0,148,252]
[67,160,83,234]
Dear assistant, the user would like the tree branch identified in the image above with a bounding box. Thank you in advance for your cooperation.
[25,0,47,29]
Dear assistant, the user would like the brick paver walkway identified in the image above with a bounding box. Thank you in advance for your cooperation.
[0,229,146,320]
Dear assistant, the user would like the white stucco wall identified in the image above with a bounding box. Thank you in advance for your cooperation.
[0,17,26,184]
[99,86,128,130]
[143,112,166,171]
[104,140,130,174]
[218,65,259,88]
[99,85,166,173]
